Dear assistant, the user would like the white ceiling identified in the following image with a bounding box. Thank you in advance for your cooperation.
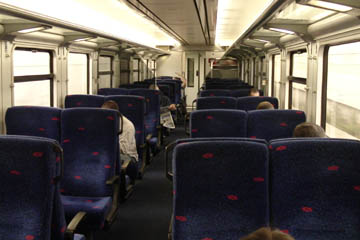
[140,0,206,45]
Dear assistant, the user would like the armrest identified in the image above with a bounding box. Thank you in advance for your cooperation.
[184,113,190,136]
[65,211,87,240]
[106,175,120,185]
[165,141,177,182]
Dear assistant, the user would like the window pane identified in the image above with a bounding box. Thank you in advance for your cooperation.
[99,56,111,72]
[133,59,139,70]
[273,55,281,101]
[14,80,50,106]
[292,52,307,78]
[187,58,194,87]
[326,42,360,139]
[292,82,306,111]
[68,53,88,94]
[14,50,50,76]
[99,74,111,89]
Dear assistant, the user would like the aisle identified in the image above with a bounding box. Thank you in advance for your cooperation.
[94,126,187,240]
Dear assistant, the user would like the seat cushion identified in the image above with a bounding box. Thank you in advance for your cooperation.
[61,195,112,230]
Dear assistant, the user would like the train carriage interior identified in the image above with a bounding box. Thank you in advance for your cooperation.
[0,0,360,240]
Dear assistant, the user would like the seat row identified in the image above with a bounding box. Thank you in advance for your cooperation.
[5,107,126,235]
[199,89,264,97]
[189,109,306,141]
[195,96,278,111]
[170,137,360,240]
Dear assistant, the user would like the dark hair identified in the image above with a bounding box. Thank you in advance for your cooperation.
[256,101,274,110]
[240,227,295,240]
[293,122,326,138]
[101,100,119,111]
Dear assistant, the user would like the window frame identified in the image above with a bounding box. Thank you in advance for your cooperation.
[13,47,54,106]
[98,55,114,88]
[288,49,307,109]
[68,51,90,94]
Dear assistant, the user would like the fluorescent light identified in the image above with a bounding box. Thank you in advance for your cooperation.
[73,37,95,42]
[18,26,50,33]
[253,38,270,43]
[306,0,352,12]
[269,27,295,34]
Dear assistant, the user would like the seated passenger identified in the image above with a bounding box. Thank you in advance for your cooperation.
[293,122,326,138]
[249,88,260,96]
[149,84,176,111]
[256,101,274,110]
[101,100,138,183]
[240,227,295,240]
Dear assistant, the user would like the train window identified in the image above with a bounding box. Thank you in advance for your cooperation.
[132,59,139,82]
[68,53,89,94]
[288,50,307,111]
[272,54,281,101]
[323,42,360,139]
[187,58,194,87]
[99,56,113,88]
[13,48,53,106]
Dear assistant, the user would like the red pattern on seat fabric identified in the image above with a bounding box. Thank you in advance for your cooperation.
[202,153,214,159]
[74,176,82,180]
[302,207,313,212]
[354,186,360,191]
[107,116,114,121]
[280,230,289,234]
[104,165,111,169]
[25,235,34,240]
[175,216,187,222]
[328,166,339,171]
[280,122,288,127]
[276,146,287,151]
[32,152,43,157]
[128,104,133,107]
[227,195,238,200]
[10,170,21,175]
[78,127,85,131]
[191,129,198,133]
[253,177,265,182]
[250,136,256,139]
[76,102,82,106]
[63,139,70,143]
[92,152,99,156]
[51,117,60,121]
[206,116,214,120]
[39,128,45,131]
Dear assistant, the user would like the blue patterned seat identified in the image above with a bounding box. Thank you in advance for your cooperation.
[237,96,279,111]
[190,109,247,138]
[60,108,120,231]
[172,139,269,240]
[6,106,62,142]
[0,135,86,240]
[98,88,129,96]
[196,96,237,110]
[199,89,231,97]
[105,95,146,177]
[230,89,251,97]
[65,95,104,108]
[247,110,306,141]
[269,138,360,240]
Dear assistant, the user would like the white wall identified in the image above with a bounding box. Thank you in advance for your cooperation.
[156,51,184,77]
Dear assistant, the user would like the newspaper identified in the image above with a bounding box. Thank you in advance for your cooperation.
[160,109,175,129]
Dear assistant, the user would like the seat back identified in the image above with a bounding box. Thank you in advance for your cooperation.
[65,94,104,108]
[159,80,181,104]
[98,88,129,96]
[0,136,61,240]
[105,95,145,146]
[230,89,251,97]
[61,108,119,197]
[190,109,247,138]
[247,110,306,141]
[173,140,269,240]
[270,138,360,239]
[237,96,279,111]
[158,81,176,103]
[196,96,237,110]
[158,84,170,98]
[199,89,231,97]
[129,89,160,137]
[6,106,62,142]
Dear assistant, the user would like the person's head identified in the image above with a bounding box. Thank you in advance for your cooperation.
[240,227,295,240]
[249,88,260,96]
[149,84,159,90]
[256,101,274,110]
[293,122,326,138]
[101,100,119,111]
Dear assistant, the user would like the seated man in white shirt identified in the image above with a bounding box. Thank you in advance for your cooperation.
[101,100,138,183]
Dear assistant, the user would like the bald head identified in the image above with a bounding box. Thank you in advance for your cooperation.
[240,227,295,240]
[249,88,260,96]
[257,101,274,110]
[293,122,326,138]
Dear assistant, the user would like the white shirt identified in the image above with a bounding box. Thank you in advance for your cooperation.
[119,116,138,161]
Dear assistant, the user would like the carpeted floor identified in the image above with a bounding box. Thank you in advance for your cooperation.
[94,125,187,240]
